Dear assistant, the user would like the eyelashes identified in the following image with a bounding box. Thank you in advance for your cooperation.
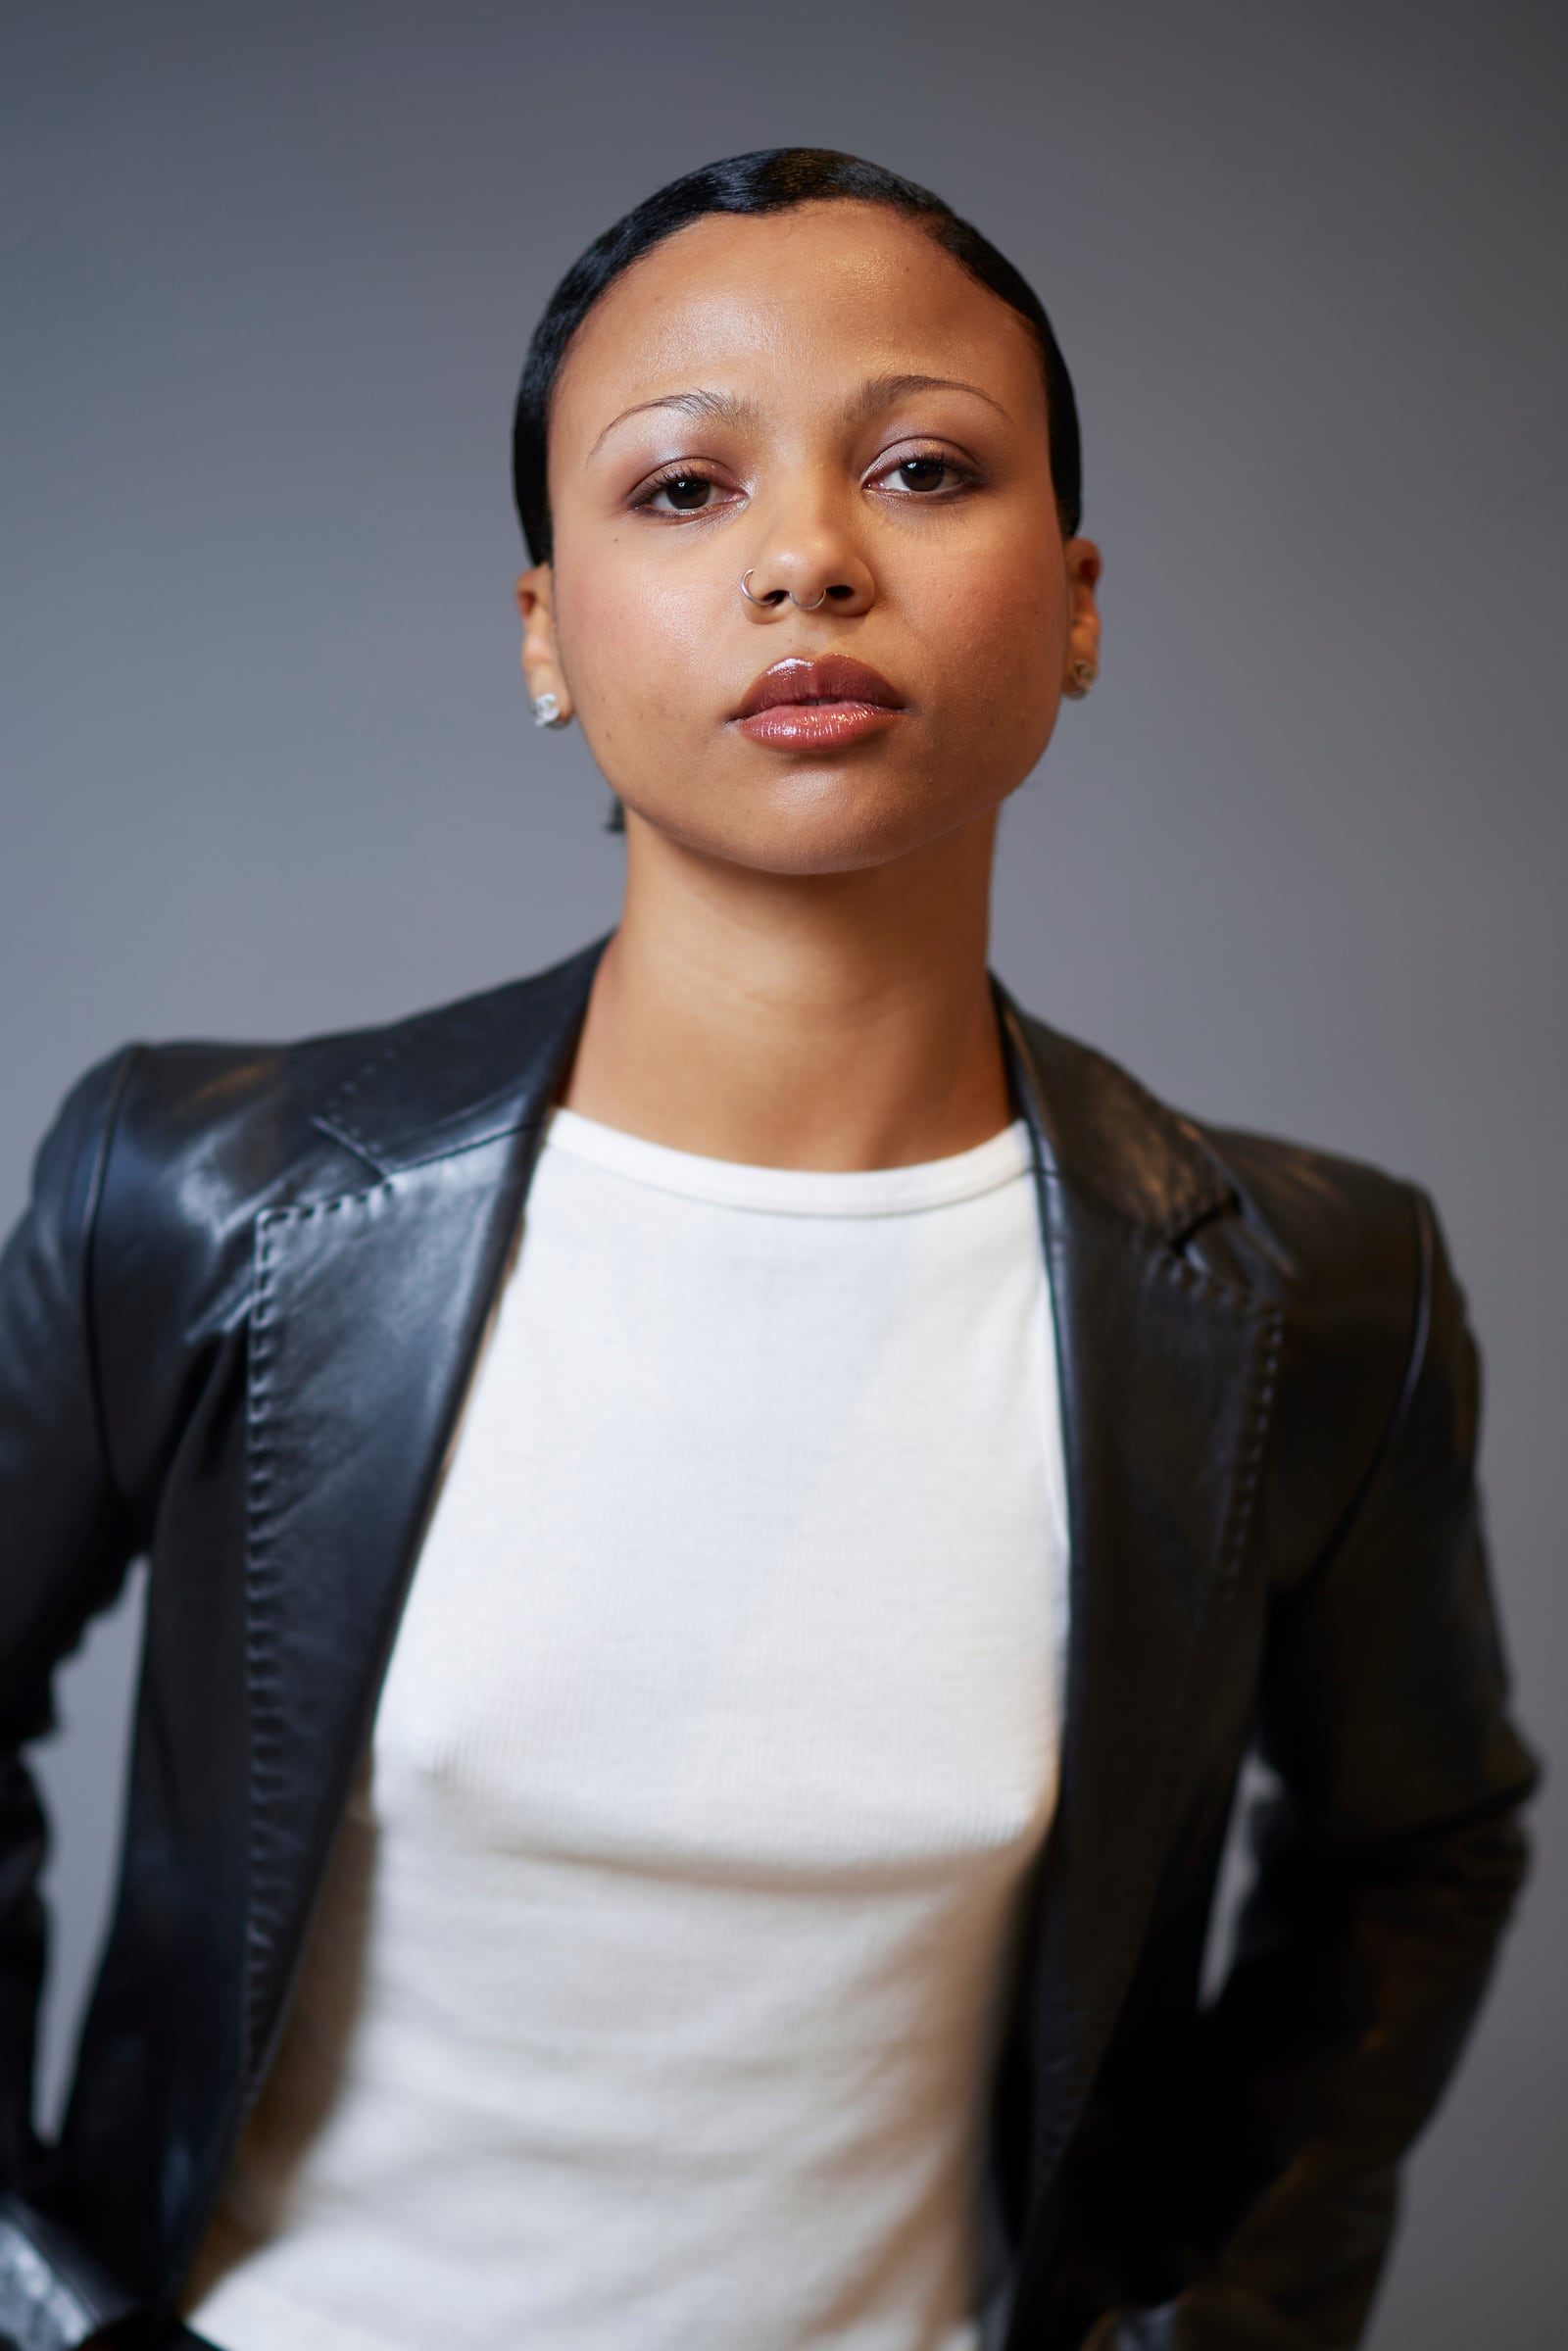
[633,468,727,515]
[876,454,978,497]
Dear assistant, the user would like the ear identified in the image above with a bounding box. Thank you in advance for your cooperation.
[515,563,572,722]
[1062,536,1102,685]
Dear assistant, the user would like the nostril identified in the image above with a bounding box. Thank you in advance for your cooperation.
[826,584,856,601]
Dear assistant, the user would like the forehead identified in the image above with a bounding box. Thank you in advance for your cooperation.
[550,200,1048,444]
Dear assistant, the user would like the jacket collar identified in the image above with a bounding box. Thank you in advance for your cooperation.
[311,926,1237,1247]
[991,983,1235,1244]
[311,932,613,1174]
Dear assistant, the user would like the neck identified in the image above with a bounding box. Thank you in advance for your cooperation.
[553,808,1012,1171]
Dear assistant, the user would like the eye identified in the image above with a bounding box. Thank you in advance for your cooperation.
[871,450,976,498]
[634,469,731,515]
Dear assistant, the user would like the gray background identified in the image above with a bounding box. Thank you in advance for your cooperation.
[3,3,1562,2340]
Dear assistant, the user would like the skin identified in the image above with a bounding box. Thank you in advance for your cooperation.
[515,199,1102,1170]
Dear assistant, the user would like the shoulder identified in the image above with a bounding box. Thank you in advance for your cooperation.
[21,950,593,1533]
[1010,1008,1458,1585]
[1193,1109,1429,1312]
[1007,1002,1430,1320]
[85,938,602,1220]
[1186,1112,1442,1528]
[34,941,585,1291]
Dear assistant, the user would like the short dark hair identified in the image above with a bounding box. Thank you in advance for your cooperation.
[511,147,1083,831]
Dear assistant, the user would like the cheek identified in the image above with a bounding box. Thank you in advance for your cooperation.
[554,538,717,736]
[900,488,1064,672]
[917,553,1062,739]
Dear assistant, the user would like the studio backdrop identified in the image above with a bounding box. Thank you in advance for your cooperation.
[2,7,1561,2345]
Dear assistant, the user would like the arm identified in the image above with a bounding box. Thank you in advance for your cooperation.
[0,1048,159,2348]
[1091,1183,1545,2350]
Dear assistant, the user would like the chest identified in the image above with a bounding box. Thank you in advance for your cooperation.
[372,1134,1071,1882]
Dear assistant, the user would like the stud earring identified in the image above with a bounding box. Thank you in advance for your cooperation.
[531,691,566,729]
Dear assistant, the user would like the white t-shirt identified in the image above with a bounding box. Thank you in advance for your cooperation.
[181,1104,1071,2351]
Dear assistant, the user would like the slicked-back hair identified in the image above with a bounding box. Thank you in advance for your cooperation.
[511,148,1083,830]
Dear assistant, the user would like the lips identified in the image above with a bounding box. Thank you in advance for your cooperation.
[732,655,905,719]
[729,656,906,751]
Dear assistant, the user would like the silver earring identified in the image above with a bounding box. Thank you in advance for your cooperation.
[1064,660,1096,700]
[531,691,566,729]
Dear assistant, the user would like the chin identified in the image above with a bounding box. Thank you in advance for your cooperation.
[633,765,983,875]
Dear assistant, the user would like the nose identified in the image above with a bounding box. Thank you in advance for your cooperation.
[737,502,876,620]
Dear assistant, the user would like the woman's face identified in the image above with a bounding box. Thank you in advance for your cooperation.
[518,199,1102,877]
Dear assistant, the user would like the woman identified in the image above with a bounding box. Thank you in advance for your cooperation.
[0,149,1542,2351]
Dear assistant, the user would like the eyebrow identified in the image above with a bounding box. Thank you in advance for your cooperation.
[588,387,760,458]
[586,371,1012,459]
[847,372,1013,427]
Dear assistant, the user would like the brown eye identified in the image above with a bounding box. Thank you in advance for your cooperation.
[872,450,975,499]
[650,473,715,512]
[894,457,949,493]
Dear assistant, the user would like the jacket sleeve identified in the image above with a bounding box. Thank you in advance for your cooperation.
[0,1048,159,2347]
[1087,1180,1545,2350]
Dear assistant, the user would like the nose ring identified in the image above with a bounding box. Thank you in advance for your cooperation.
[741,570,828,612]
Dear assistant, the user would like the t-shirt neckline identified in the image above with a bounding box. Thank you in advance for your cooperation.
[540,1104,1035,1218]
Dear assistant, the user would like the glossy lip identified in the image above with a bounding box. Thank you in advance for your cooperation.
[729,655,906,752]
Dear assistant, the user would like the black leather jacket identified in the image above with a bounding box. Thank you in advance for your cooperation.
[0,931,1544,2351]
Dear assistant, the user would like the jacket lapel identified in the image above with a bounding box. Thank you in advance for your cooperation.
[994,987,1283,2229]
[237,935,612,2093]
